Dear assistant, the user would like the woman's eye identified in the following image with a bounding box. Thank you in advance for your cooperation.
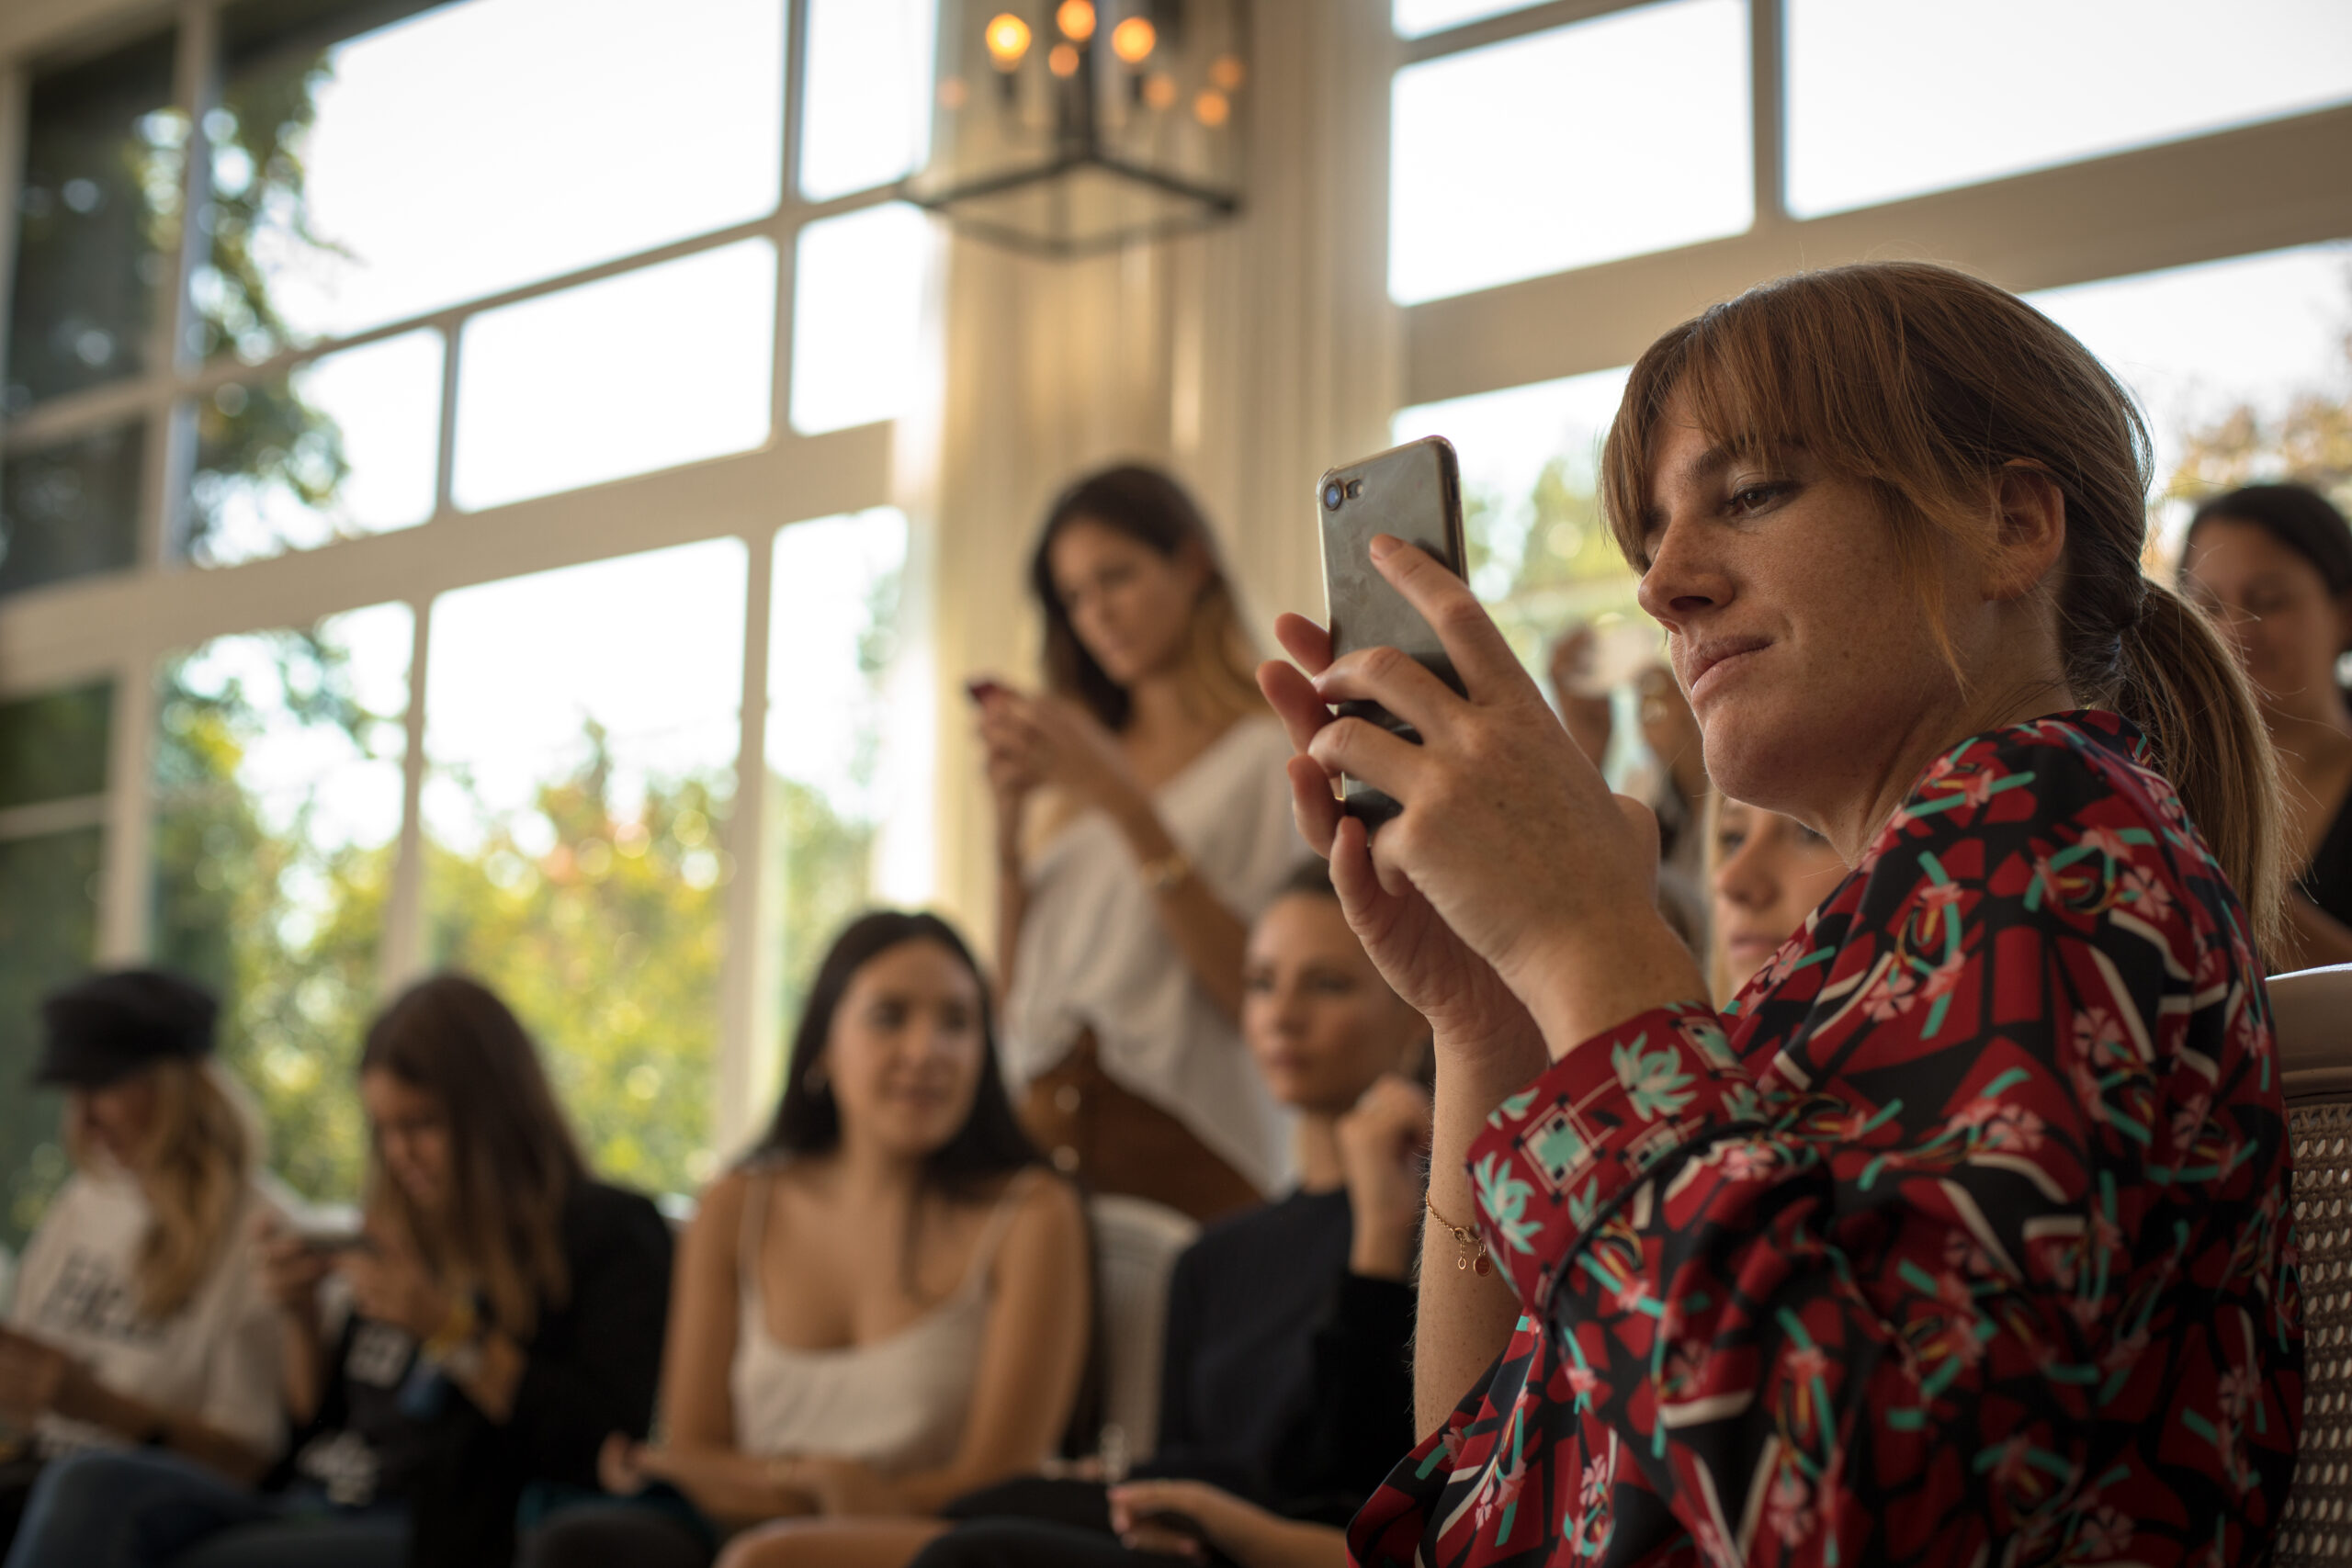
[1242,970,1275,994]
[1727,482,1789,516]
[1716,830,1747,855]
[871,1001,907,1029]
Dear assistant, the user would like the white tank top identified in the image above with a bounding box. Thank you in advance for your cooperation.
[727,1166,1037,1475]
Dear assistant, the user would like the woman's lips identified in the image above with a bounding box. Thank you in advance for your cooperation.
[1688,640,1768,703]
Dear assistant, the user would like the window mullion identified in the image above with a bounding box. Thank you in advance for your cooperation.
[0,65,28,389]
[1750,0,1787,227]
[378,598,432,997]
[716,526,776,1157]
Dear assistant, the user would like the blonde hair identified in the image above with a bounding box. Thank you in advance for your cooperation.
[70,1059,256,1321]
[1600,262,2285,955]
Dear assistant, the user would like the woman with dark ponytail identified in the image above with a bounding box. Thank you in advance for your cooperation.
[1260,260,2300,1565]
[2179,481,2352,969]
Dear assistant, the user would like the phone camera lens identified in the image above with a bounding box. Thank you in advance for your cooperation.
[1322,480,1345,511]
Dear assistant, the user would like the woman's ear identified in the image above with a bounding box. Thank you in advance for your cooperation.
[1985,463,2068,604]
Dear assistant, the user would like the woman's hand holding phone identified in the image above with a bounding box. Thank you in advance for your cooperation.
[1260,536,1702,1060]
[970,681,1146,836]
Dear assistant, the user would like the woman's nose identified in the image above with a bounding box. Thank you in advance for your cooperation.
[1634,518,1729,627]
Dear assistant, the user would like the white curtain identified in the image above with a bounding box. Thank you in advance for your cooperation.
[906,0,1405,951]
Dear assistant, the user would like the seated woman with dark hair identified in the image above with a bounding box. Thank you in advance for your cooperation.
[1,972,283,1551]
[904,859,1427,1568]
[7,974,673,1568]
[521,910,1091,1568]
[2177,480,2352,970]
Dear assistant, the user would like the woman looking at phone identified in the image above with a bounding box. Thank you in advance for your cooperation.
[2177,481,2352,970]
[10,974,673,1568]
[0,973,282,1552]
[521,911,1090,1568]
[974,465,1306,1221]
[1262,262,2300,1564]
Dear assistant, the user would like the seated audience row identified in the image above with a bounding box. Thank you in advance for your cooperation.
[0,855,1452,1568]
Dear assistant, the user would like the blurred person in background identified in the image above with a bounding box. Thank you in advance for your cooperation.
[1704,798,1849,1002]
[0,972,282,1551]
[9,973,672,1568]
[2177,480,2352,969]
[974,465,1306,1222]
[910,859,1424,1568]
[522,910,1089,1568]
[1550,625,1710,938]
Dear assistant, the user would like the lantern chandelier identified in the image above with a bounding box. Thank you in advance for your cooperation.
[909,0,1250,258]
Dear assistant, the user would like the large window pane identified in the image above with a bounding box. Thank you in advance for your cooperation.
[790,204,931,435]
[220,0,786,350]
[1788,0,2352,219]
[0,679,114,1250]
[424,540,746,1193]
[799,0,933,201]
[0,682,112,811]
[4,31,178,409]
[1396,366,1639,667]
[2024,242,2352,538]
[453,241,776,512]
[152,604,412,1202]
[0,422,148,599]
[1395,367,1668,787]
[0,829,104,1250]
[1390,0,1751,304]
[189,329,444,567]
[762,510,909,1100]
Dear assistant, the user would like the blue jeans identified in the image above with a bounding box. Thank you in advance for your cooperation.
[3,1449,408,1568]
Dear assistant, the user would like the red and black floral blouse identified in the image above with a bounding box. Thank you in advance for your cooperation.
[1349,712,2301,1567]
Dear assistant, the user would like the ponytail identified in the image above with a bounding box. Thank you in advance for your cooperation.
[2114,581,2287,957]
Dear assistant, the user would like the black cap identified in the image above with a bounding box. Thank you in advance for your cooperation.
[35,970,219,1089]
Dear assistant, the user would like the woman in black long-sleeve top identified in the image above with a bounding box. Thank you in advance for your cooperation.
[6,975,671,1568]
[908,860,1427,1568]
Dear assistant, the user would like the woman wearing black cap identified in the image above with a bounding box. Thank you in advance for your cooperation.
[2180,481,2352,969]
[0,971,283,1549]
[6,974,672,1568]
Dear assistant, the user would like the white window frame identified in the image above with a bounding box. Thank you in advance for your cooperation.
[0,0,916,1158]
[1393,0,2352,409]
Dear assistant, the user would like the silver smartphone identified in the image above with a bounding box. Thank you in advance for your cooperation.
[1316,436,1469,828]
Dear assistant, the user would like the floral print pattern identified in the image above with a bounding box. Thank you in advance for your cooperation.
[1348,713,2301,1567]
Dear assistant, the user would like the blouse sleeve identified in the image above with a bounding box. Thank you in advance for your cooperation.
[1355,724,2301,1567]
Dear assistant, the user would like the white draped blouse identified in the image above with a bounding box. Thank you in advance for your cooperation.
[1001,715,1306,1193]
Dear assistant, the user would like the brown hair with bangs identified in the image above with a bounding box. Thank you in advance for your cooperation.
[1600,261,2283,953]
[360,974,587,1340]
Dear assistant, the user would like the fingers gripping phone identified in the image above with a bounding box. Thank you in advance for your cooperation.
[1317,436,1469,829]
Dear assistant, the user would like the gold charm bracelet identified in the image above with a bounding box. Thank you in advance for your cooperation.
[1426,1190,1492,1276]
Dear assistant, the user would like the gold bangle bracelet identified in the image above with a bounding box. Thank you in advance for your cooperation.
[1426,1191,1493,1276]
[1137,850,1192,893]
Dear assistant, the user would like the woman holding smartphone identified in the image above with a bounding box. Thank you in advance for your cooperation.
[11,974,673,1568]
[973,465,1305,1221]
[0,972,281,1552]
[1262,262,2300,1564]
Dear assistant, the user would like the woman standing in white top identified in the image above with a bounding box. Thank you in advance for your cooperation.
[975,465,1305,1220]
[0,972,280,1549]
[520,911,1091,1568]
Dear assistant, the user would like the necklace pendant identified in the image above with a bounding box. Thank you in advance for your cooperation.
[1455,1255,1469,1271]
[1474,1255,1492,1277]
